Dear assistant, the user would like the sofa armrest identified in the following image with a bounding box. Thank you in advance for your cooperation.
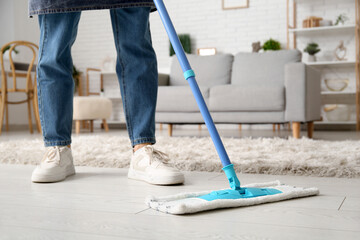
[284,62,321,122]
[158,73,170,86]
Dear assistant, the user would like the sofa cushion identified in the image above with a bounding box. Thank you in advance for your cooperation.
[169,54,233,87]
[209,85,284,112]
[231,50,301,87]
[157,86,209,112]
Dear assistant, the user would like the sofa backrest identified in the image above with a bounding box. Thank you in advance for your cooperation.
[169,54,234,87]
[231,50,301,87]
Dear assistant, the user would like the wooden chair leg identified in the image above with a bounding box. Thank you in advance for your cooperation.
[32,95,41,133]
[168,124,173,137]
[5,103,9,132]
[90,120,94,132]
[33,83,41,133]
[307,121,314,138]
[239,124,242,131]
[75,120,81,134]
[102,119,109,132]
[82,120,87,129]
[292,122,301,139]
[0,95,5,135]
[27,97,33,134]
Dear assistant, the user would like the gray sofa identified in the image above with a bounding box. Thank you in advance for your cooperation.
[156,50,321,138]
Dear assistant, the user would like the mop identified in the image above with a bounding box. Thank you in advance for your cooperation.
[147,0,320,215]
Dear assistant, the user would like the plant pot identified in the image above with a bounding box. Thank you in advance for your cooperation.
[319,20,333,26]
[308,55,316,62]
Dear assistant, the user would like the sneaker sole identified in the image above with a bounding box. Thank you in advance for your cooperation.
[31,165,76,183]
[128,168,184,185]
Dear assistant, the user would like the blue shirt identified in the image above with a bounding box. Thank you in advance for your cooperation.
[29,0,155,15]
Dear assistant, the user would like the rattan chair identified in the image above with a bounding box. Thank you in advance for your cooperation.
[0,41,41,135]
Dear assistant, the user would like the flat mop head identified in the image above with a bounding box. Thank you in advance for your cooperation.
[145,181,319,214]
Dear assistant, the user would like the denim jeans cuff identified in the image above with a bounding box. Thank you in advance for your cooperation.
[44,140,72,147]
[132,137,156,147]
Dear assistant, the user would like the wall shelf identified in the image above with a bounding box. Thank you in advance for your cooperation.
[286,0,360,130]
[315,121,356,125]
[289,24,355,34]
[321,92,356,104]
[306,61,356,67]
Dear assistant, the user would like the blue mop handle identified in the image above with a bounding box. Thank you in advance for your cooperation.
[153,0,241,190]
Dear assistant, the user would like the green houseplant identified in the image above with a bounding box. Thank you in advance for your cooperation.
[2,45,19,59]
[304,42,321,62]
[72,65,81,94]
[262,38,281,51]
[334,14,348,26]
[169,34,191,56]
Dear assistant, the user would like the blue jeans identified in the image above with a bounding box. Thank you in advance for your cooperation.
[37,7,158,147]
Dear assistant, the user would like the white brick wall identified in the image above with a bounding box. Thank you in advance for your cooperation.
[72,0,356,75]
[72,0,289,72]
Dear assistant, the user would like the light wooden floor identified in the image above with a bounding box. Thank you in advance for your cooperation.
[0,164,359,240]
[1,127,360,239]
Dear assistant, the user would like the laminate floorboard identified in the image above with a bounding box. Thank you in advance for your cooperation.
[0,164,359,240]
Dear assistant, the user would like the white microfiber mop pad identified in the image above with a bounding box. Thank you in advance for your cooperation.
[145,180,319,214]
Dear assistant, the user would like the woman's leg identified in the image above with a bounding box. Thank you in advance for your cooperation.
[109,7,158,148]
[37,12,81,147]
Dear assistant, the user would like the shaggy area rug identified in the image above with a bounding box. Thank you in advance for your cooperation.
[1,135,359,178]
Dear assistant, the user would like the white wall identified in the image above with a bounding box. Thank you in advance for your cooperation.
[72,0,288,71]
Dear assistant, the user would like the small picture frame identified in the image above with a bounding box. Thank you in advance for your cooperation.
[197,48,217,56]
[222,0,249,10]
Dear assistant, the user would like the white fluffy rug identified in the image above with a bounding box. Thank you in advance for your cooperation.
[1,135,359,178]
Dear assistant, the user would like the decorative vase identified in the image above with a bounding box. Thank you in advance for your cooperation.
[308,55,316,62]
[324,79,349,92]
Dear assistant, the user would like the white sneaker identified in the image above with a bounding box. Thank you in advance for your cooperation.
[128,145,184,185]
[31,146,75,183]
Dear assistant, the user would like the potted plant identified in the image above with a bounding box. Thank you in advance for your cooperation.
[334,14,348,26]
[72,65,81,94]
[2,45,19,60]
[170,34,191,56]
[262,38,281,51]
[304,42,321,62]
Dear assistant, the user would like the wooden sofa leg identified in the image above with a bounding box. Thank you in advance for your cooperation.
[75,120,81,134]
[90,120,94,132]
[272,124,276,132]
[307,121,314,139]
[238,124,242,131]
[292,122,301,139]
[198,124,202,131]
[102,119,109,132]
[168,124,173,136]
[277,124,281,131]
[159,123,163,131]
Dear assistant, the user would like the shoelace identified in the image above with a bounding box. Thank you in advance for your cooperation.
[144,146,170,164]
[43,146,64,165]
